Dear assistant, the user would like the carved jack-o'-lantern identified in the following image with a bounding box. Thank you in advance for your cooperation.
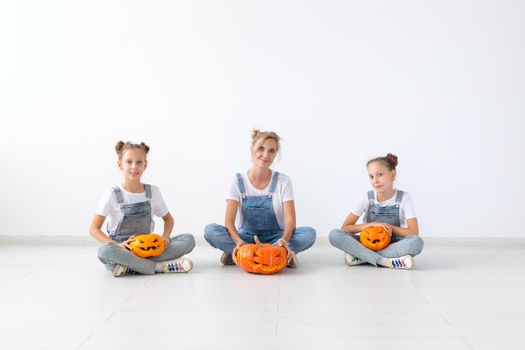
[236,236,288,275]
[360,226,391,251]
[129,234,167,258]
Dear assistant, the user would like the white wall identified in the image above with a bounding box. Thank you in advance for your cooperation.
[1,0,524,238]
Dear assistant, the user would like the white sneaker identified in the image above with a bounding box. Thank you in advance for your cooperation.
[113,265,135,277]
[344,253,366,266]
[162,257,193,273]
[387,255,414,270]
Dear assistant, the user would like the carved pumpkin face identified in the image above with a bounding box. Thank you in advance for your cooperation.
[236,236,288,275]
[129,234,167,258]
[360,226,391,251]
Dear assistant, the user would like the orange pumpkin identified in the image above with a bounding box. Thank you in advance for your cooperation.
[236,236,288,275]
[360,226,391,251]
[128,234,167,258]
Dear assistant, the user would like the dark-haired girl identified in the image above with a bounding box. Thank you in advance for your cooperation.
[329,153,423,270]
[89,141,195,277]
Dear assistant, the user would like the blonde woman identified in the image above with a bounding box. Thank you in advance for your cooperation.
[204,130,316,268]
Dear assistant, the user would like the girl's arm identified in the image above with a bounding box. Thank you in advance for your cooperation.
[89,215,114,244]
[388,218,419,236]
[341,212,373,233]
[225,200,243,246]
[161,212,175,245]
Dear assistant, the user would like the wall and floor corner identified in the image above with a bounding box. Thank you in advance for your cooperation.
[1,1,524,239]
[1,2,525,350]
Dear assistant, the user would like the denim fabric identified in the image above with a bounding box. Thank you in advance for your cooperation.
[204,223,316,255]
[98,234,196,274]
[108,185,153,243]
[329,190,424,265]
[329,229,424,266]
[237,172,280,232]
[366,190,403,226]
[205,171,315,255]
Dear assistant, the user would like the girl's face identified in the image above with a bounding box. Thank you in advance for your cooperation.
[118,148,147,181]
[251,138,278,170]
[367,161,396,193]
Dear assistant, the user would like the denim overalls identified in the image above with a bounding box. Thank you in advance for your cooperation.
[108,185,153,243]
[97,184,196,275]
[204,172,316,254]
[365,190,404,244]
[236,172,281,240]
[328,189,424,265]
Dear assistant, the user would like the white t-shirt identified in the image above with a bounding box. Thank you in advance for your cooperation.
[350,190,417,228]
[226,171,294,230]
[96,185,169,234]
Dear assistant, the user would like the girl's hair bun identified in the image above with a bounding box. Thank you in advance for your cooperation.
[139,142,150,153]
[115,140,125,154]
[385,153,398,168]
[115,141,150,160]
[367,153,399,171]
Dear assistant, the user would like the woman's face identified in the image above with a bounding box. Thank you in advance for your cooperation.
[367,161,396,193]
[118,148,147,181]
[251,138,278,170]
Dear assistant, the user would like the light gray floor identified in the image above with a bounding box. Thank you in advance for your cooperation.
[0,237,524,350]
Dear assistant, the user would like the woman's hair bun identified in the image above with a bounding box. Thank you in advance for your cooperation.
[251,129,261,141]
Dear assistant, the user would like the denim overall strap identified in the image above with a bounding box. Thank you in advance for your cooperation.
[109,186,153,243]
[365,190,402,227]
[267,171,280,198]
[113,186,125,204]
[236,173,246,199]
[395,190,404,206]
[144,184,152,199]
[239,172,280,234]
[366,190,374,224]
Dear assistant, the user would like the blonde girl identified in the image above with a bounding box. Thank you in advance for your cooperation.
[329,153,423,269]
[89,141,195,276]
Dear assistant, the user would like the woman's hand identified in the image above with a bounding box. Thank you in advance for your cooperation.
[231,241,246,265]
[277,239,293,261]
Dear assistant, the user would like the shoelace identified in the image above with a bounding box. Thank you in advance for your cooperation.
[166,261,184,272]
[389,258,405,268]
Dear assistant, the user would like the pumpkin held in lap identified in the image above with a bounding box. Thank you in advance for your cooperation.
[128,233,167,258]
[236,236,288,274]
[360,226,391,251]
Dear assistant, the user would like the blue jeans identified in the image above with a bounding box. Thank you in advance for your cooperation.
[204,223,316,255]
[328,229,424,266]
[97,233,195,275]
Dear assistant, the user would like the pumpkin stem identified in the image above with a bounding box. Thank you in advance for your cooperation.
[254,235,264,247]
